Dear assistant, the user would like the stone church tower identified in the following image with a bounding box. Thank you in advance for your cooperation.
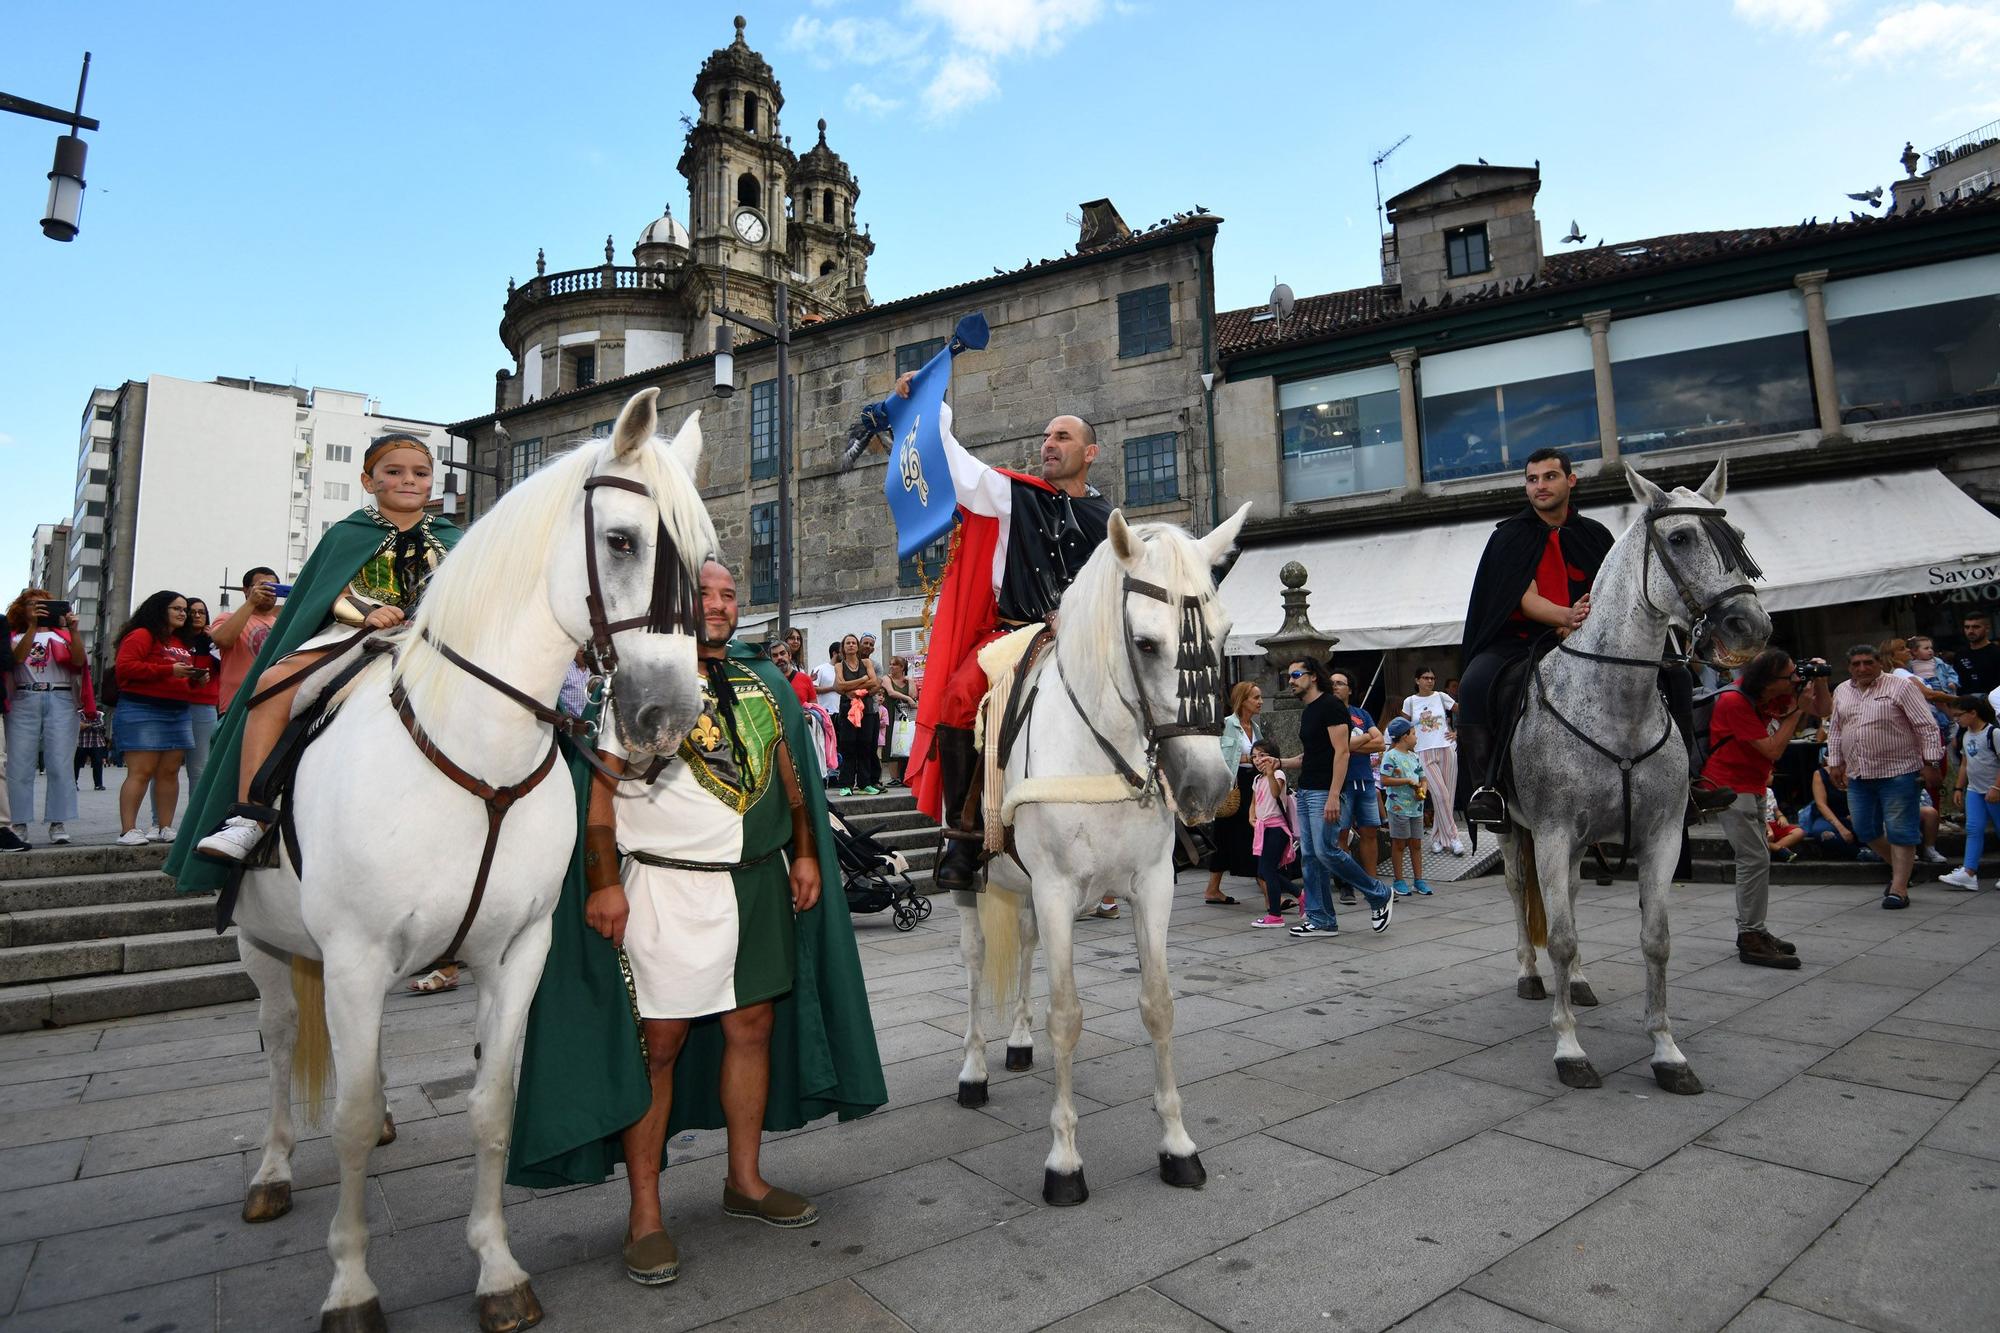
[495,15,873,410]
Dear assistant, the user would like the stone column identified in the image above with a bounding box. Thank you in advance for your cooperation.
[1391,347,1422,492]
[1794,270,1843,440]
[1582,310,1620,463]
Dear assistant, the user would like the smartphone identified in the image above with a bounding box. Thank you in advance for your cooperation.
[270,584,292,599]
[37,600,71,625]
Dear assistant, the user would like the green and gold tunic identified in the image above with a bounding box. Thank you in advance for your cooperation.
[604,657,799,1018]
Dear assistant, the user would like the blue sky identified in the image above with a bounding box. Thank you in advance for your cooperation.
[2,0,1992,578]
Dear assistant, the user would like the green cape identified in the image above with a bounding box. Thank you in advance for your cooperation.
[165,509,462,893]
[506,639,887,1189]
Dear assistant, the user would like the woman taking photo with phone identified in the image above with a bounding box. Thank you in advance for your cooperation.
[112,591,197,846]
[5,588,88,846]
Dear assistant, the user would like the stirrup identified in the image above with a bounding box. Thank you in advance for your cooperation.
[227,801,281,825]
[1466,786,1508,826]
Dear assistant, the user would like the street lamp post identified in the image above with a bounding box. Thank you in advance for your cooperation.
[437,439,503,521]
[712,281,794,637]
[1,52,99,242]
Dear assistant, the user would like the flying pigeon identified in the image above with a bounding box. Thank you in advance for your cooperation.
[1560,220,1586,244]
[1847,186,1883,206]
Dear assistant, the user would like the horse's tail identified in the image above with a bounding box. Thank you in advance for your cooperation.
[291,956,332,1125]
[980,885,1026,1022]
[1518,832,1550,949]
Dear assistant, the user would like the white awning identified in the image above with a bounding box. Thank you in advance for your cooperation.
[1219,469,2000,656]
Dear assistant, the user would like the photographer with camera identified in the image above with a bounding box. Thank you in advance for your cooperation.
[1703,648,1833,969]
[5,588,88,847]
[209,567,281,713]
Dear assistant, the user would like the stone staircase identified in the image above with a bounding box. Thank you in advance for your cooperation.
[1613,823,1996,885]
[0,843,250,1033]
[0,789,944,1034]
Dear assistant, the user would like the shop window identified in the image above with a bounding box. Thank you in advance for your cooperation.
[1118,284,1173,358]
[1826,256,2000,423]
[1610,291,1814,453]
[1280,364,1405,500]
[1124,432,1180,508]
[1419,329,1600,481]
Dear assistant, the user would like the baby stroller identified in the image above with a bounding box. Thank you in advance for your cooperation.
[830,810,932,931]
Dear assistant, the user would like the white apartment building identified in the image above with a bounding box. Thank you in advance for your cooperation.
[28,522,71,597]
[69,376,452,665]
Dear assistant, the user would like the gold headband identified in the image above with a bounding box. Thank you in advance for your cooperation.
[363,435,434,471]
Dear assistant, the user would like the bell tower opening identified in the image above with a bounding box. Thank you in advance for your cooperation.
[737,172,761,209]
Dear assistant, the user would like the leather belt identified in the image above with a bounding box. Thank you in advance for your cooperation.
[18,683,71,691]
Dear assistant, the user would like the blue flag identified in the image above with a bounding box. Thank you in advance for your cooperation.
[871,313,989,559]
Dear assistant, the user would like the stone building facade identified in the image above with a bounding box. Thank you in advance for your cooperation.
[451,208,1223,656]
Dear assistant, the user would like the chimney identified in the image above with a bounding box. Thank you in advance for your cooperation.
[1076,198,1131,253]
[1380,232,1401,287]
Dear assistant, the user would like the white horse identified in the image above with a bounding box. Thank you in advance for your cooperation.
[229,388,715,1333]
[1499,461,1769,1095]
[959,504,1249,1205]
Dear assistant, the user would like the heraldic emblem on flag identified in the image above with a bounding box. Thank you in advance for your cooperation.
[856,312,990,559]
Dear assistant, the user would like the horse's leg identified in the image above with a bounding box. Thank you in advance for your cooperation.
[1537,835,1599,1089]
[464,918,551,1333]
[1504,834,1545,1000]
[1037,885,1088,1206]
[318,945,394,1333]
[1130,863,1203,1190]
[1567,860,1597,1008]
[1638,835,1702,1095]
[239,933,299,1223]
[954,890,990,1107]
[1005,895,1036,1071]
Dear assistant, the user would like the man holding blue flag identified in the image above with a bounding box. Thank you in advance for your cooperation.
[850,315,1112,892]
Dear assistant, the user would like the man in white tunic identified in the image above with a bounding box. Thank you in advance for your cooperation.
[585,560,824,1283]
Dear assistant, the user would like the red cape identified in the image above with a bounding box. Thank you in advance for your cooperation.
[906,469,1054,819]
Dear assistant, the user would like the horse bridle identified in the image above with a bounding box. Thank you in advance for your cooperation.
[1055,573,1225,801]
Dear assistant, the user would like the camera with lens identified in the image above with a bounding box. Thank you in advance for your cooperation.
[1795,661,1832,681]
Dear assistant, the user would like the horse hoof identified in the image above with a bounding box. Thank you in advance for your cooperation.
[1517,976,1547,1001]
[1652,1062,1705,1096]
[956,1080,989,1108]
[242,1180,293,1223]
[477,1281,545,1333]
[1004,1045,1034,1072]
[320,1298,387,1333]
[1043,1168,1089,1207]
[1555,1058,1602,1089]
[1158,1151,1207,1189]
[1568,980,1599,1007]
[377,1112,397,1147]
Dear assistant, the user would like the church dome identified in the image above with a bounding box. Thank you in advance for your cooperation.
[638,204,690,251]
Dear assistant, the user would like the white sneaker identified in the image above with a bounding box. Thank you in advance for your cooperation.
[116,828,150,847]
[153,825,177,843]
[195,817,266,862]
[1938,866,1981,891]
[48,823,69,845]
[1920,846,1949,865]
[1451,838,1466,855]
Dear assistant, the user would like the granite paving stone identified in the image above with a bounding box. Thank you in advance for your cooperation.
[1243,1025,1482,1101]
[1079,992,1265,1045]
[1867,1012,2000,1050]
[1497,1071,1750,1168]
[682,1277,920,1331]
[0,1151,244,1246]
[0,1075,86,1114]
[1920,1068,2000,1160]
[1391,1290,1565,1331]
[0,1136,82,1190]
[752,1096,1021,1199]
[1465,1145,1861,1333]
[1040,1025,1289,1108]
[0,1240,30,1313]
[1155,1131,1631,1332]
[1720,978,1923,1048]
[1890,974,2000,1032]
[1769,1147,2000,1333]
[1721,1298,1878,1331]
[1634,1028,1834,1101]
[1041,1284,1226,1331]
[2,1275,218,1333]
[1805,1030,1999,1098]
[1442,1025,1656,1097]
[857,1133,1372,1333]
[77,1050,272,1101]
[0,1028,261,1086]
[1395,991,1568,1047]
[1696,1074,1950,1183]
[1816,951,1962,992]
[1265,1069,1550,1175]
[952,1068,1328,1200]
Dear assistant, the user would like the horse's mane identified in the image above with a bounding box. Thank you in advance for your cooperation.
[1056,519,1222,698]
[391,432,718,725]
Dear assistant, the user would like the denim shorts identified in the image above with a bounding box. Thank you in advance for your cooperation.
[112,694,193,752]
[1846,771,1919,847]
[1340,788,1383,830]
[1387,809,1424,841]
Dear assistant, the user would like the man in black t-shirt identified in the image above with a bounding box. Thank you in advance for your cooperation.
[1256,657,1391,939]
[1950,611,2000,696]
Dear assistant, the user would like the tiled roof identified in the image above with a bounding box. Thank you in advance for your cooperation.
[1218,186,2000,361]
[450,211,1221,432]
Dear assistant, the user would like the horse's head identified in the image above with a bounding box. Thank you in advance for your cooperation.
[1090,501,1253,818]
[1625,460,1770,667]
[556,388,715,755]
